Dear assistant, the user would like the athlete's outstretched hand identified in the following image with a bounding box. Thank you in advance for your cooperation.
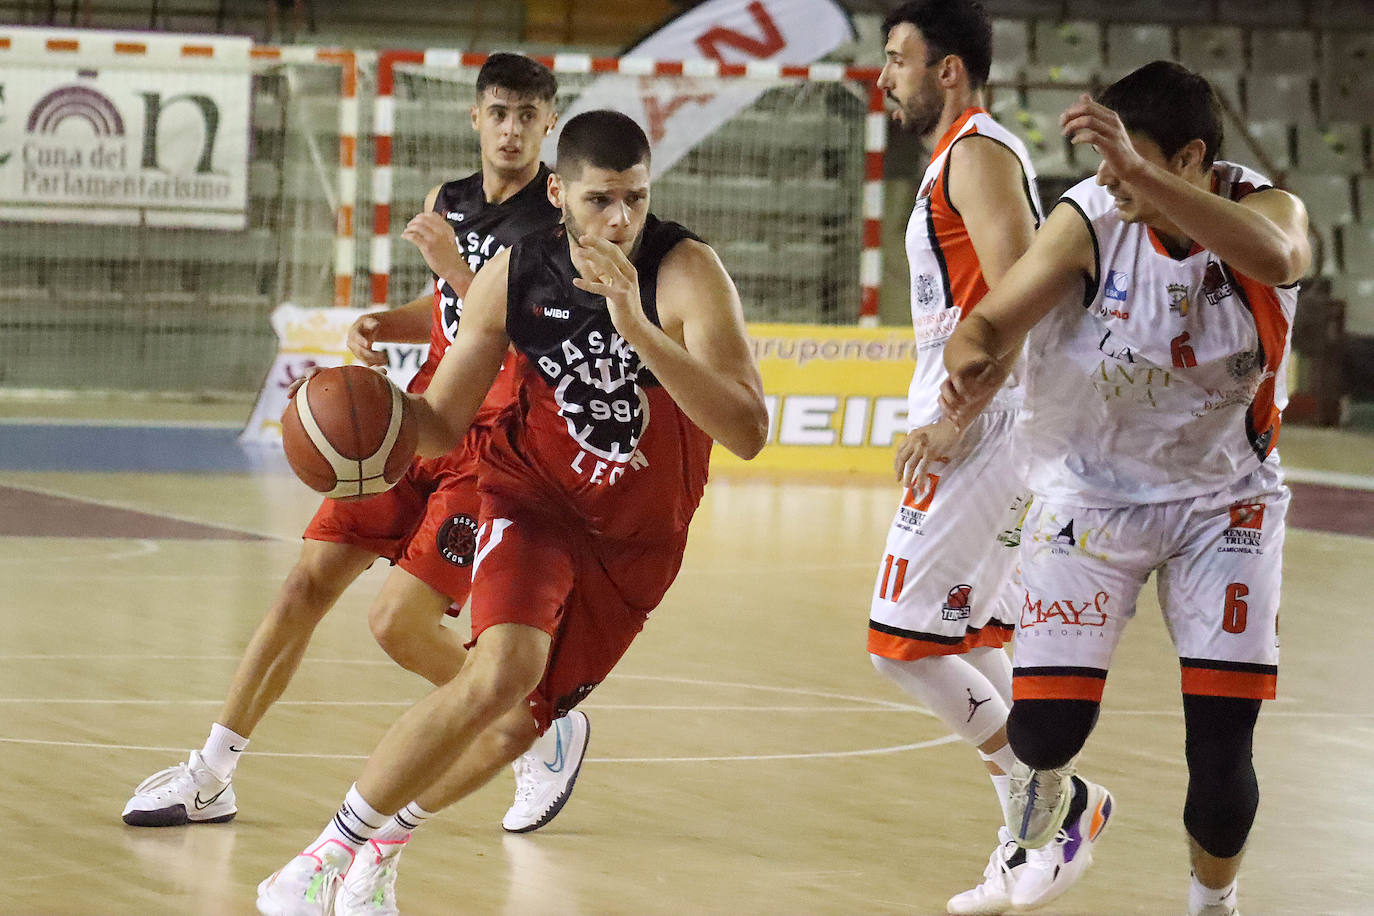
[346,313,388,367]
[402,212,471,291]
[939,356,1004,432]
[1060,93,1146,181]
[571,235,649,337]
[895,417,962,493]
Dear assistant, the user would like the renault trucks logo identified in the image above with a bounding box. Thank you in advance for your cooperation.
[896,474,938,535]
[1220,502,1265,555]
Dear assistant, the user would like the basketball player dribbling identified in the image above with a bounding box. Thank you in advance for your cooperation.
[867,4,1108,911]
[253,109,768,916]
[123,53,591,841]
[941,61,1309,916]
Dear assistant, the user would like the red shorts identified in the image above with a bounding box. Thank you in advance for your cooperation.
[469,495,687,732]
[302,432,485,606]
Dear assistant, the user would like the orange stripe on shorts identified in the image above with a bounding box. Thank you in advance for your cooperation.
[1180,667,1276,700]
[1013,674,1105,702]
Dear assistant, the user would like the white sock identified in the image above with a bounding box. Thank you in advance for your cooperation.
[375,799,435,843]
[307,784,387,857]
[871,653,1010,746]
[1189,872,1238,913]
[984,769,1014,826]
[200,723,249,779]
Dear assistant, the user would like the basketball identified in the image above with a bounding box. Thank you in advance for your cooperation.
[280,365,417,500]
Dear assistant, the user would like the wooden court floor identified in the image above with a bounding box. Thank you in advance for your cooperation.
[1,404,1372,916]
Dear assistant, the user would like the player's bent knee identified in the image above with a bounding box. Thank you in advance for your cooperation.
[1183,695,1261,859]
[1007,699,1099,769]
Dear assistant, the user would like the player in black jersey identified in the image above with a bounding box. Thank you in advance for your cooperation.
[123,54,586,846]
[255,110,768,916]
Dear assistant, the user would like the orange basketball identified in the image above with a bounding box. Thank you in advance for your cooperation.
[280,365,417,500]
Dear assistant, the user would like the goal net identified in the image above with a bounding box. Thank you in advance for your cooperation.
[371,53,880,328]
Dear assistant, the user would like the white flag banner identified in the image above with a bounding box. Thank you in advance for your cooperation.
[240,304,429,446]
[542,0,855,176]
[0,30,251,228]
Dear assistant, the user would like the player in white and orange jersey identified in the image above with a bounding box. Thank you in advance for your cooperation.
[867,3,1109,912]
[942,61,1310,916]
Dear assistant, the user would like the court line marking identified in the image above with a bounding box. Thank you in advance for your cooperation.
[0,416,245,429]
[1283,466,1374,492]
[0,481,292,543]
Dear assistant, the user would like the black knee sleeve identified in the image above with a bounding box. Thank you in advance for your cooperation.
[1182,694,1262,859]
[1006,699,1100,769]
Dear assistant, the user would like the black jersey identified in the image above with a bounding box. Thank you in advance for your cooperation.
[411,164,558,393]
[482,215,713,540]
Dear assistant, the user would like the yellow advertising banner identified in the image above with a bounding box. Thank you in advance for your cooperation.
[714,322,916,474]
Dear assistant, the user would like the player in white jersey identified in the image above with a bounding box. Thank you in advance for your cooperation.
[868,4,1108,912]
[942,61,1310,916]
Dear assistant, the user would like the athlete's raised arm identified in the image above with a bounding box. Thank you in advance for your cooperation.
[572,234,768,460]
[1061,94,1310,286]
[407,247,511,458]
[940,203,1093,428]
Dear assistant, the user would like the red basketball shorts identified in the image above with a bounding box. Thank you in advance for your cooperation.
[468,495,688,732]
[302,431,486,606]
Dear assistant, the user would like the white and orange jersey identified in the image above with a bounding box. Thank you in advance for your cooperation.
[906,108,1042,427]
[1020,161,1297,507]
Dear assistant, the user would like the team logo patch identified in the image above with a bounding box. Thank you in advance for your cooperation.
[1202,260,1233,306]
[1104,270,1129,302]
[941,583,973,622]
[436,513,480,567]
[1220,502,1266,554]
[897,474,939,536]
[1167,282,1190,316]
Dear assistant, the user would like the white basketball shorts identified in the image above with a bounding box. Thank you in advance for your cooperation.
[1012,465,1287,703]
[868,409,1029,660]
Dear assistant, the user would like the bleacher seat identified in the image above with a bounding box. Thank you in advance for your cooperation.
[1245,74,1317,127]
[1253,30,1318,76]
[1342,224,1374,275]
[1066,0,1208,23]
[1330,275,1374,335]
[989,19,1030,84]
[1029,20,1102,83]
[1240,121,1294,172]
[1216,0,1308,27]
[1311,223,1340,277]
[1288,174,1356,228]
[1178,26,1246,75]
[1012,88,1085,179]
[1104,24,1173,79]
[1296,124,1368,175]
[1357,175,1374,222]
[1311,0,1374,28]
[1324,71,1374,125]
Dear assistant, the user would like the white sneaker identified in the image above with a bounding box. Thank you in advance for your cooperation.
[256,841,353,916]
[1012,777,1114,910]
[945,828,1026,915]
[502,709,590,833]
[1006,760,1075,849]
[335,836,406,916]
[122,751,236,827]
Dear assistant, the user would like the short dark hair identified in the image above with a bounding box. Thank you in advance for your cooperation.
[475,52,557,103]
[1099,61,1223,167]
[556,110,651,177]
[882,0,992,89]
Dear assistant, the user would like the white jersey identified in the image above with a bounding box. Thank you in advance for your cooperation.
[905,108,1042,428]
[1020,161,1297,507]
